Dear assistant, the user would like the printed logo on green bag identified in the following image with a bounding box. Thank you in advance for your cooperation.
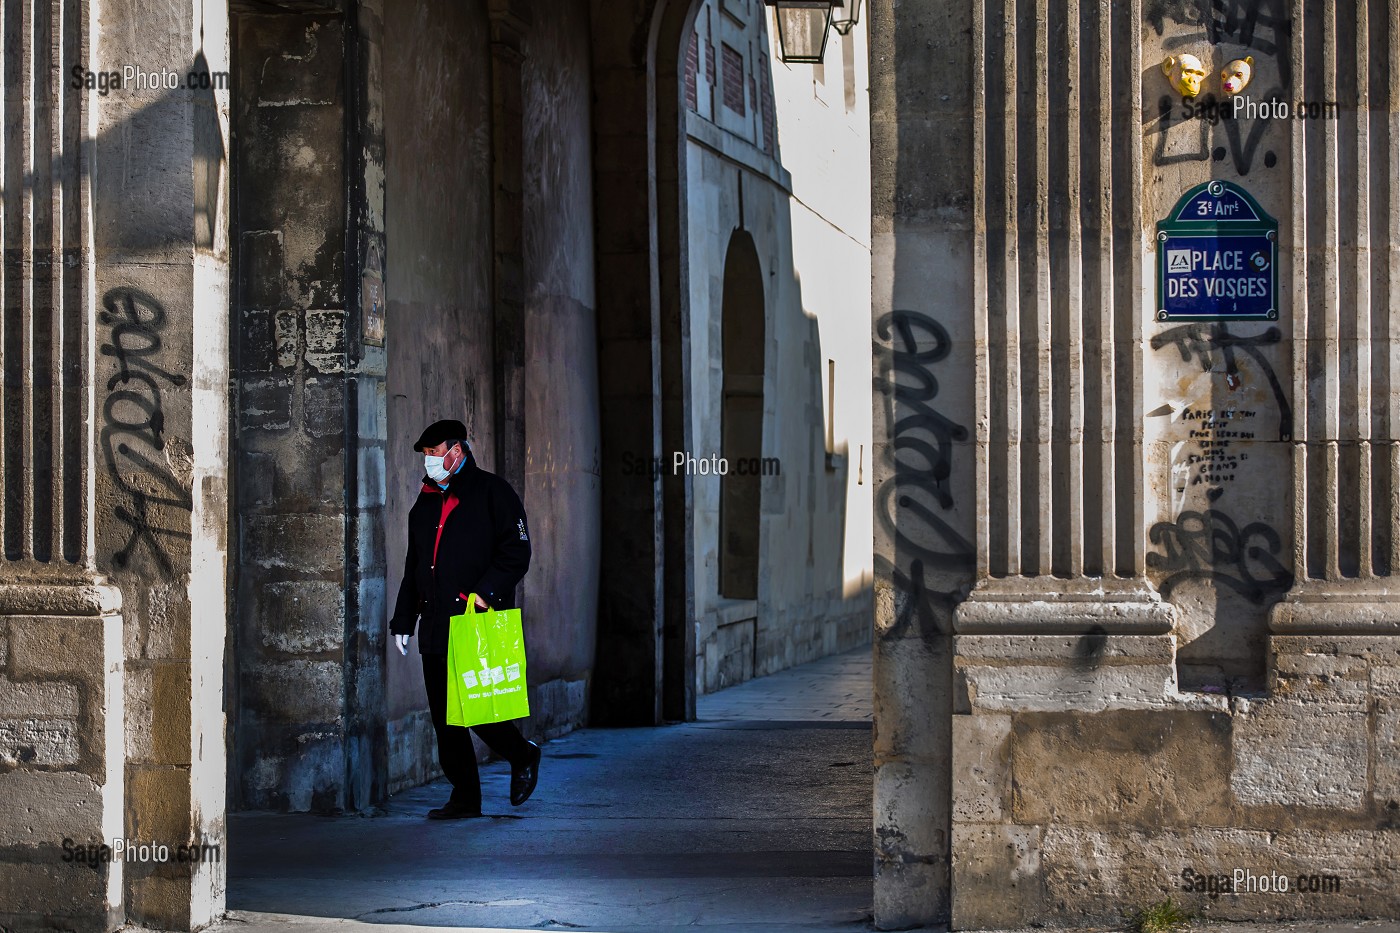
[505,663,521,682]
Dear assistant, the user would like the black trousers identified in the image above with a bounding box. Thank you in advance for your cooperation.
[421,652,532,811]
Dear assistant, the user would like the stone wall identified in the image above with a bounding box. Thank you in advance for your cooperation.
[952,635,1400,927]
[682,1,873,699]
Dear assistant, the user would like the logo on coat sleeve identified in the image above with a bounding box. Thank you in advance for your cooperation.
[517,518,528,541]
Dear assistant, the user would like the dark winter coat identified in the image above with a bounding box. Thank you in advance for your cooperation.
[388,448,531,654]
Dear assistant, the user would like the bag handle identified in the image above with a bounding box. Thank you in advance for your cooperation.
[461,592,488,613]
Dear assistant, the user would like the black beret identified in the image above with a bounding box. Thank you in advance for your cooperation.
[413,419,468,450]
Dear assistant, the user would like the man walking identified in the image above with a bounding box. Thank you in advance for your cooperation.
[390,419,542,819]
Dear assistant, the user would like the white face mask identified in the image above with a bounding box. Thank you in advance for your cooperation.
[424,454,450,483]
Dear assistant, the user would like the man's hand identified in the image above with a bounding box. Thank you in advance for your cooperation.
[473,594,490,610]
[395,634,410,656]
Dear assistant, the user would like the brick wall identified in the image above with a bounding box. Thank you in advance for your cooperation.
[685,30,699,110]
[722,42,746,115]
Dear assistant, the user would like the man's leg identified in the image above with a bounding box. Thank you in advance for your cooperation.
[470,721,531,766]
[421,652,483,812]
[473,721,542,806]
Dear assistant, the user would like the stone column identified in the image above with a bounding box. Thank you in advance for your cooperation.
[490,0,530,501]
[229,0,388,814]
[869,1,978,927]
[88,0,231,927]
[1263,0,1400,866]
[1269,0,1400,632]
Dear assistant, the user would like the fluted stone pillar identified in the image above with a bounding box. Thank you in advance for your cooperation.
[1270,0,1400,634]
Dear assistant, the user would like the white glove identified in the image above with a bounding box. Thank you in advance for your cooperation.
[395,633,409,656]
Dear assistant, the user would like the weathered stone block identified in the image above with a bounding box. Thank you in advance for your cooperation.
[243,514,345,572]
[0,718,80,767]
[874,857,947,931]
[0,674,81,718]
[242,658,344,725]
[0,771,104,845]
[238,451,278,509]
[1374,698,1400,808]
[951,714,1010,823]
[354,577,386,639]
[874,633,952,759]
[875,758,948,873]
[955,635,1178,713]
[387,708,439,795]
[259,580,345,654]
[8,616,106,678]
[1011,709,1234,828]
[240,230,285,310]
[1039,827,1400,924]
[0,857,111,926]
[125,663,154,762]
[357,446,386,508]
[951,823,1043,930]
[240,731,346,812]
[126,870,194,933]
[304,309,347,372]
[240,376,294,432]
[304,377,347,438]
[128,766,192,844]
[239,307,275,372]
[1231,702,1368,810]
[150,661,192,767]
[275,309,300,368]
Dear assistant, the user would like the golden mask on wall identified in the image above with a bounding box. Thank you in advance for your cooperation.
[1161,53,1209,98]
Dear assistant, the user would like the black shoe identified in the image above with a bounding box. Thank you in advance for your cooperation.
[510,742,542,806]
[426,799,483,820]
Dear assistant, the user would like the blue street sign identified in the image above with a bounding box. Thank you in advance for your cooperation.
[1156,181,1278,322]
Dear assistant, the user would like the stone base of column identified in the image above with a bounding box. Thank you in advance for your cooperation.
[1270,581,1400,633]
[954,576,1175,635]
[0,580,124,933]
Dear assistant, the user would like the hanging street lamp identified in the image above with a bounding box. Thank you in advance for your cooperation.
[764,1,841,65]
[829,0,862,36]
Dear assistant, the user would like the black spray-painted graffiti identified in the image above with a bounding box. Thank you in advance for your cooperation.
[1151,322,1292,442]
[100,287,191,574]
[873,310,974,634]
[1148,321,1293,602]
[1147,509,1293,603]
[1146,0,1292,71]
[1146,0,1293,175]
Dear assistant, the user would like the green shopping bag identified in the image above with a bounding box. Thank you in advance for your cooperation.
[446,593,530,727]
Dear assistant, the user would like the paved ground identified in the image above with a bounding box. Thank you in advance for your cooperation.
[695,649,873,723]
[221,647,876,933]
